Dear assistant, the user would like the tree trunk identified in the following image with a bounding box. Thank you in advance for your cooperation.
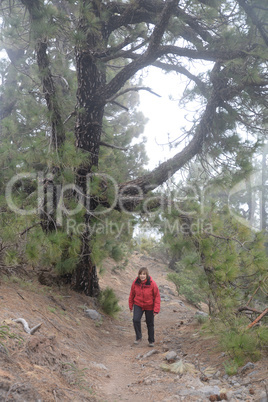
[72,15,107,296]
[71,214,100,296]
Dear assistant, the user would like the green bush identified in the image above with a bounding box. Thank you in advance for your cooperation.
[223,359,239,376]
[167,272,180,295]
[0,325,24,353]
[98,287,121,317]
[110,245,124,262]
[220,324,262,365]
[167,272,203,307]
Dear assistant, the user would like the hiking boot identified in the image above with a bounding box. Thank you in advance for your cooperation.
[148,342,154,347]
[134,338,142,345]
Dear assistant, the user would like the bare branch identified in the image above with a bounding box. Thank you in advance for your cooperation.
[111,100,129,111]
[238,306,263,314]
[19,222,41,236]
[99,141,128,151]
[107,86,161,103]
[203,231,249,250]
[152,60,208,95]
[247,308,268,329]
[13,318,42,335]
[102,0,178,102]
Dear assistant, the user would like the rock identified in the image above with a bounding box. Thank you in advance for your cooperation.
[85,309,101,320]
[160,295,171,301]
[226,391,234,400]
[165,351,177,362]
[199,385,220,396]
[194,311,208,318]
[240,362,255,374]
[248,369,259,377]
[258,391,268,402]
[90,362,108,370]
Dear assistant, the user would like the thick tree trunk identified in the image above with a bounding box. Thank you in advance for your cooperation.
[72,15,106,295]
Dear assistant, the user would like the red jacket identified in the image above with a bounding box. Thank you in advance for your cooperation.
[129,276,161,313]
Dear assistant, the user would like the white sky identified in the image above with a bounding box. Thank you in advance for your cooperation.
[138,68,186,169]
[138,63,208,170]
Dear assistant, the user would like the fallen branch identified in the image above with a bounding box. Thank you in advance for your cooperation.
[13,318,42,335]
[247,308,268,329]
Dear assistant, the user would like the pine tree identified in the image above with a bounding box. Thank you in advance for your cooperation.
[0,0,268,296]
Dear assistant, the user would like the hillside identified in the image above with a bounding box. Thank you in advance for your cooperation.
[0,253,267,401]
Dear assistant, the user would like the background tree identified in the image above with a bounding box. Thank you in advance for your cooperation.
[1,0,268,296]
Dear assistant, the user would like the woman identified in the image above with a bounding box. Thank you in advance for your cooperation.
[129,267,161,347]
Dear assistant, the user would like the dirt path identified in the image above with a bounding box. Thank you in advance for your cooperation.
[96,254,268,402]
[97,255,188,401]
[0,253,267,401]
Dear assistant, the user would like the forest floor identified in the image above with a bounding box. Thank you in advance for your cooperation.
[0,252,267,401]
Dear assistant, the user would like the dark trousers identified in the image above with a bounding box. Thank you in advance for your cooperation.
[133,304,154,343]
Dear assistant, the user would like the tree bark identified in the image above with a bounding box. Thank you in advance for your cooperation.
[71,7,107,295]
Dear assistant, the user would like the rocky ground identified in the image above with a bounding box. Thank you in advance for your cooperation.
[0,252,267,401]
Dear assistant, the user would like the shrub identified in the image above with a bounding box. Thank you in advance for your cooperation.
[167,272,180,295]
[98,287,121,317]
[167,272,203,307]
[223,359,239,376]
[110,245,124,262]
[220,323,262,365]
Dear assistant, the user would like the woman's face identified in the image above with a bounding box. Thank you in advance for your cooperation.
[139,271,147,281]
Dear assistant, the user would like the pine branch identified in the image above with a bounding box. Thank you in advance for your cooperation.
[107,86,161,103]
[63,109,77,125]
[237,0,268,47]
[110,100,129,111]
[246,286,260,307]
[19,222,42,236]
[99,141,128,151]
[102,0,177,102]
[203,231,249,250]
[152,60,208,95]
[155,45,248,62]
[102,39,149,62]
[106,0,165,33]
